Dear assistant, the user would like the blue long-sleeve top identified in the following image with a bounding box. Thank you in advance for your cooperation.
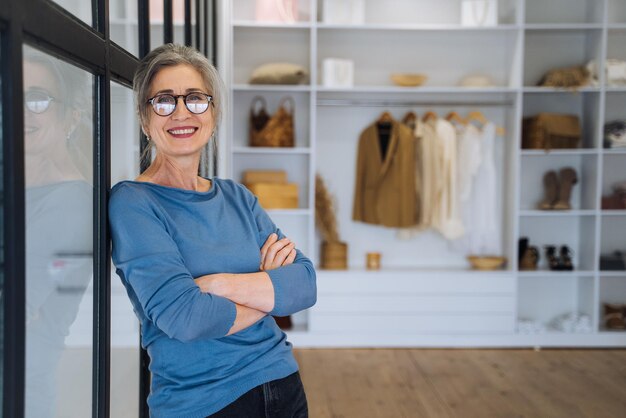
[109,177,316,418]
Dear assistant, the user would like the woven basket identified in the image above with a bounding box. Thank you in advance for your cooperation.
[249,96,295,147]
[321,241,348,270]
[522,113,581,150]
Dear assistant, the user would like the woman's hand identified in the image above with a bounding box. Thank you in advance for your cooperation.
[260,233,296,271]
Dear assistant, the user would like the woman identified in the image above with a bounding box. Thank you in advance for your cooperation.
[109,43,316,417]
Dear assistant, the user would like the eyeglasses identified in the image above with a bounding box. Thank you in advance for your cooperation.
[25,90,56,114]
[147,92,213,116]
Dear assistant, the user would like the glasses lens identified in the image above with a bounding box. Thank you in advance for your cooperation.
[185,93,210,114]
[152,94,176,116]
[25,91,53,114]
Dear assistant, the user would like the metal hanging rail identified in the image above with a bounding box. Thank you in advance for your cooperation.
[316,99,514,107]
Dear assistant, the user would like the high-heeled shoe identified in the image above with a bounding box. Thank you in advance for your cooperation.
[559,245,575,271]
[545,245,561,271]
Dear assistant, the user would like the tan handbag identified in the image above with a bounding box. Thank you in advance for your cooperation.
[522,113,581,150]
[249,96,295,147]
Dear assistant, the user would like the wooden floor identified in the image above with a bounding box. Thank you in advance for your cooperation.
[294,348,626,418]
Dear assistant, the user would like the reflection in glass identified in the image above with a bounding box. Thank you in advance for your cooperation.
[110,82,140,418]
[50,0,92,26]
[23,45,93,418]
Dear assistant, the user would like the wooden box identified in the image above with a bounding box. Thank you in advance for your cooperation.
[242,170,287,184]
[245,182,299,209]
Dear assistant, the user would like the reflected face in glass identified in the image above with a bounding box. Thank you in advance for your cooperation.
[145,64,215,161]
[23,61,75,156]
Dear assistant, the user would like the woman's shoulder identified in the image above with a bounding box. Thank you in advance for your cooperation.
[111,180,150,198]
[212,177,258,207]
[213,177,250,195]
[109,181,156,212]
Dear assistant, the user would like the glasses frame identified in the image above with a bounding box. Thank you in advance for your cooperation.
[24,90,57,114]
[146,92,213,117]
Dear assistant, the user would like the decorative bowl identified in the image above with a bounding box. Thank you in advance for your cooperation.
[390,73,427,87]
[467,255,507,271]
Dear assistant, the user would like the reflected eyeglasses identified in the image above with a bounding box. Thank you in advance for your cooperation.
[147,92,213,116]
[25,90,56,114]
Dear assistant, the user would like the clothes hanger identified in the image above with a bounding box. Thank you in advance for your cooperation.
[466,110,506,136]
[445,111,466,126]
[377,111,394,125]
[466,110,488,126]
[422,111,438,122]
[402,111,417,125]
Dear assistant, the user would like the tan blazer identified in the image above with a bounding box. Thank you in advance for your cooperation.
[352,120,417,228]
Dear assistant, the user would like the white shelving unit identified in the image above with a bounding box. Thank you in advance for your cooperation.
[219,0,626,347]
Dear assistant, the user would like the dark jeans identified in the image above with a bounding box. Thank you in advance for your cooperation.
[208,371,308,418]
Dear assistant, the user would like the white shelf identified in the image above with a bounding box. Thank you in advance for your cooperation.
[602,148,626,154]
[521,149,598,156]
[523,87,601,93]
[518,270,596,277]
[599,271,626,277]
[607,24,626,30]
[233,20,313,29]
[316,267,513,276]
[316,23,520,32]
[233,84,311,92]
[233,147,312,155]
[604,86,626,92]
[519,210,597,217]
[601,210,626,216]
[524,23,603,30]
[286,331,626,348]
[316,86,517,94]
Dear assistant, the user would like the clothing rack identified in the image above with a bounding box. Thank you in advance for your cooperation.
[316,99,514,108]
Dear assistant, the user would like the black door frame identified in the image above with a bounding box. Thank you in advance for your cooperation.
[0,1,216,417]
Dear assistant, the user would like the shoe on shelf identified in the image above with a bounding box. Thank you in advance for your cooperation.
[553,167,578,210]
[603,303,626,330]
[545,245,561,271]
[539,170,559,210]
[520,245,539,271]
[559,245,575,270]
[518,237,529,264]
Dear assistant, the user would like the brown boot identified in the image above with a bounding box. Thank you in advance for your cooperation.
[553,167,578,210]
[539,170,559,210]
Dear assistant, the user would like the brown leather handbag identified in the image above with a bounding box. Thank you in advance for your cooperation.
[522,113,581,150]
[249,96,295,147]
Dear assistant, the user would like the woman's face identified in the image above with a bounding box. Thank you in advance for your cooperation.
[144,64,215,162]
[23,61,73,156]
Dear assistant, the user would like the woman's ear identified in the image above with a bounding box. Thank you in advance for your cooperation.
[66,109,81,138]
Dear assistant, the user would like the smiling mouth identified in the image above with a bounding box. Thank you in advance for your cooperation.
[168,127,198,137]
[24,126,38,134]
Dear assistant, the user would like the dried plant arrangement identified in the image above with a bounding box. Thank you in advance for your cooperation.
[315,174,347,269]
[315,174,340,243]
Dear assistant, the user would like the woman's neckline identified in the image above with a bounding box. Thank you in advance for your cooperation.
[118,177,215,195]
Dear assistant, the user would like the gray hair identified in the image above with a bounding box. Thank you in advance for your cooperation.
[133,43,224,133]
